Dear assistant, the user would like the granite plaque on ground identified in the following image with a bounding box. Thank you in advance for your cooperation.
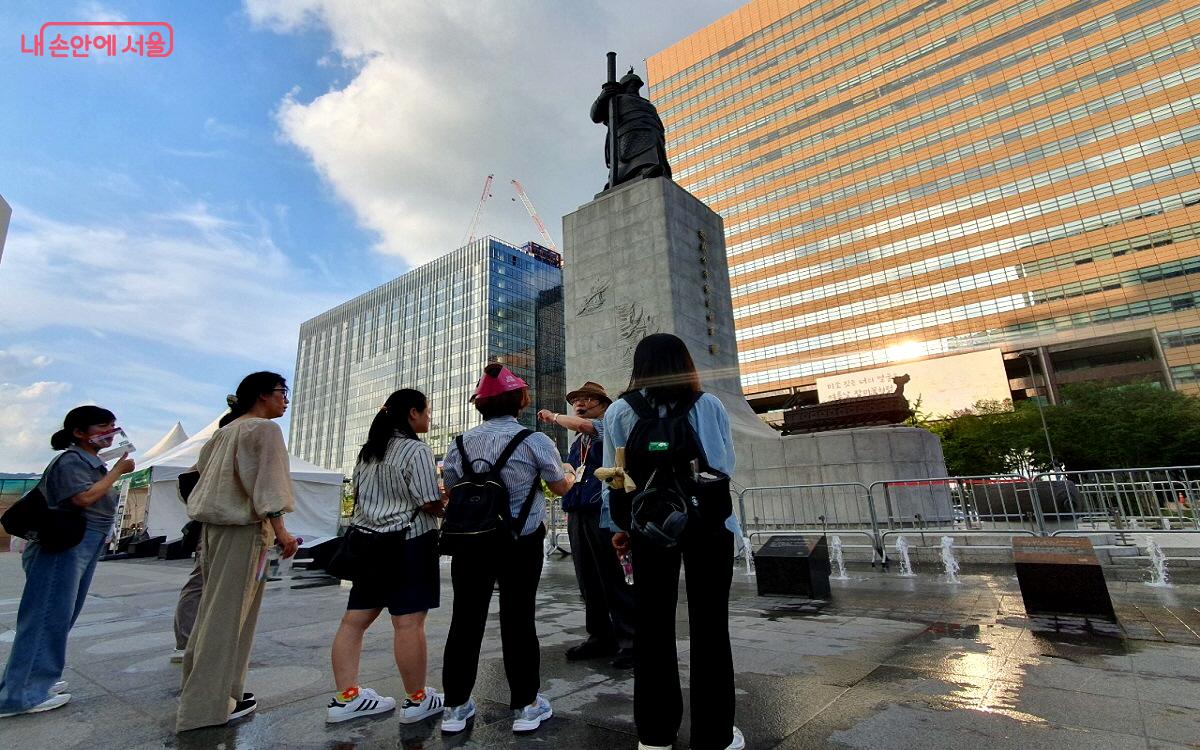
[1013,536,1115,619]
[753,535,831,599]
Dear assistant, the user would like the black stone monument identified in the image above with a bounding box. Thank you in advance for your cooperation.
[1013,536,1115,619]
[753,534,832,599]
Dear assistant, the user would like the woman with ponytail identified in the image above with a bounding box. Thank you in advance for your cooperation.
[176,372,298,732]
[324,389,446,725]
[0,406,135,718]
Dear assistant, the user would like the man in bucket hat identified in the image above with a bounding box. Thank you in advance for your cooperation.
[538,381,635,669]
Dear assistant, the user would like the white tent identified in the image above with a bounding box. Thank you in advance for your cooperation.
[130,415,343,546]
[139,422,188,462]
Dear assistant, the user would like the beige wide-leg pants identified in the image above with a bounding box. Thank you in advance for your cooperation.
[175,522,268,732]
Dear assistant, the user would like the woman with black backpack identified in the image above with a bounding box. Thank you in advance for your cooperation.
[0,406,135,718]
[438,363,576,735]
[601,333,744,750]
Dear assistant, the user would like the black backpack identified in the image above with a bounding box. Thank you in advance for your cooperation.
[440,429,540,555]
[610,391,732,546]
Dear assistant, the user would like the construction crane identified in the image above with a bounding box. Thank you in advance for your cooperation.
[510,179,559,253]
[462,174,494,245]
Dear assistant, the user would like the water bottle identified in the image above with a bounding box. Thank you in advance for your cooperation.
[266,545,281,580]
[620,551,634,585]
[277,537,302,580]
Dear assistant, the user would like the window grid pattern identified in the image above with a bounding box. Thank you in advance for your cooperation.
[289,238,565,476]
[646,0,1200,398]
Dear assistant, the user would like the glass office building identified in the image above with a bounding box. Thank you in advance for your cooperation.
[649,0,1200,412]
[289,237,565,475]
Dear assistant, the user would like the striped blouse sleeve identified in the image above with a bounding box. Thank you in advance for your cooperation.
[404,442,441,503]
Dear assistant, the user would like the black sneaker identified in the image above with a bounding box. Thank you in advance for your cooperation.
[610,648,635,670]
[565,641,617,661]
[229,698,257,722]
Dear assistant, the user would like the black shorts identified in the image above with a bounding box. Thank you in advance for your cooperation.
[347,529,441,616]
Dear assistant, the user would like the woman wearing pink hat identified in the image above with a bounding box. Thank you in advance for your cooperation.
[438,364,577,736]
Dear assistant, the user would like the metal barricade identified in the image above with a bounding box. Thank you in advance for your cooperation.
[544,497,571,557]
[1035,467,1200,538]
[869,475,1044,554]
[737,483,883,563]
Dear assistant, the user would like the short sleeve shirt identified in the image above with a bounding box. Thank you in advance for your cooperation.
[441,416,566,536]
[44,447,118,534]
[352,434,442,536]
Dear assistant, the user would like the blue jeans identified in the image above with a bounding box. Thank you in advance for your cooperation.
[0,528,106,713]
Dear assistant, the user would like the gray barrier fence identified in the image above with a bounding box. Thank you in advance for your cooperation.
[735,465,1200,563]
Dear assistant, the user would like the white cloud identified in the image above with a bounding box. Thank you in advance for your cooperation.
[0,381,73,473]
[245,0,741,265]
[0,202,341,362]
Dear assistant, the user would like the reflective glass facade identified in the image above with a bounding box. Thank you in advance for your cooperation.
[648,0,1200,407]
[289,238,565,475]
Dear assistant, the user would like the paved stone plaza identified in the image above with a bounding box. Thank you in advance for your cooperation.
[1,550,1198,749]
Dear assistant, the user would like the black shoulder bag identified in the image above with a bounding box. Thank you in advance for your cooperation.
[1,453,88,553]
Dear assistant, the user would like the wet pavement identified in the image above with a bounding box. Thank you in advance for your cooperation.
[1,551,1198,749]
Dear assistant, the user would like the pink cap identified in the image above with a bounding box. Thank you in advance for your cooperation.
[471,365,528,401]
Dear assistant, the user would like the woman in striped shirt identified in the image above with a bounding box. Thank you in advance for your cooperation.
[326,389,446,725]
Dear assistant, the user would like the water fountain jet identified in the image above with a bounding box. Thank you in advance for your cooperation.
[895,536,916,577]
[830,535,849,580]
[1146,537,1172,587]
[940,535,960,584]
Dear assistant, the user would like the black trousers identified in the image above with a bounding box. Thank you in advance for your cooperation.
[632,524,735,750]
[442,525,545,710]
[568,506,635,649]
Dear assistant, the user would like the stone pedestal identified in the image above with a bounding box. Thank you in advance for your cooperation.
[562,178,948,518]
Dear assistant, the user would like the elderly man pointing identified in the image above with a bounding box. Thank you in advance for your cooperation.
[538,381,635,669]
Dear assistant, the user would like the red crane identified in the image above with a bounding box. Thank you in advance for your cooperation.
[462,174,494,245]
[510,179,559,253]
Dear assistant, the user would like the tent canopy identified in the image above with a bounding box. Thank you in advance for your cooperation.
[135,414,344,544]
[139,422,188,462]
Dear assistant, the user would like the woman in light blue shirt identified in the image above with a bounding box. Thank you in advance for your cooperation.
[601,334,744,750]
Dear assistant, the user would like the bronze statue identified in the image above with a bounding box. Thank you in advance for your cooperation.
[591,52,672,191]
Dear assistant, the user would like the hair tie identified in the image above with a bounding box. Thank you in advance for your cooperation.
[226,394,238,408]
[380,405,389,412]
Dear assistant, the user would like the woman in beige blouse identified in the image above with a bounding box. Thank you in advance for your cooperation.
[176,371,299,732]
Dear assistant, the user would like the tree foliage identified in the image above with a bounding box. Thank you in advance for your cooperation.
[927,382,1200,475]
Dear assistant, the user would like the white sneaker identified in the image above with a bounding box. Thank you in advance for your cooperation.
[0,693,71,718]
[440,696,476,733]
[512,694,552,732]
[400,687,444,724]
[325,687,396,724]
[50,681,67,695]
[726,726,745,750]
[170,649,185,664]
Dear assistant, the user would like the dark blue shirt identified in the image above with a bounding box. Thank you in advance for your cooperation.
[561,419,604,511]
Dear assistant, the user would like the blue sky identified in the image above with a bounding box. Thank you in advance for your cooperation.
[0,0,738,472]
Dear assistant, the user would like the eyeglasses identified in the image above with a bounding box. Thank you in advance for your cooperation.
[570,397,600,406]
[273,387,290,397]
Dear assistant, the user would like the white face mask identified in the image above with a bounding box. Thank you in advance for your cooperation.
[90,428,136,462]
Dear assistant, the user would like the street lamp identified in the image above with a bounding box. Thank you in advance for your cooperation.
[1017,349,1059,473]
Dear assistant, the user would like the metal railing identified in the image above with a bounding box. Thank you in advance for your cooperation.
[1034,467,1200,539]
[735,465,1200,561]
[544,497,570,557]
[738,482,884,563]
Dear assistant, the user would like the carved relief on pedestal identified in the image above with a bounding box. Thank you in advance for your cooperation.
[617,302,656,368]
[576,279,610,317]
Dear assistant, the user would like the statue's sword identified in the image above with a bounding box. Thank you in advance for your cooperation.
[606,51,618,190]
